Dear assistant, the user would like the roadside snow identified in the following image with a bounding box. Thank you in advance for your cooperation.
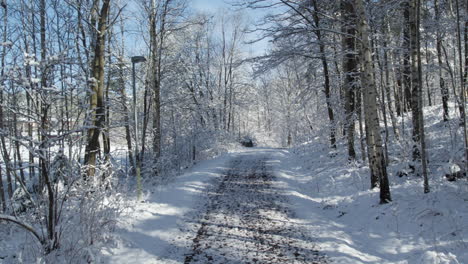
[275,144,468,264]
[102,139,467,263]
[100,152,236,263]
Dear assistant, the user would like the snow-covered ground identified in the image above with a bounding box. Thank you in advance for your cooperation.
[100,151,237,263]
[101,136,468,263]
[276,146,468,264]
[282,103,468,264]
[2,104,467,263]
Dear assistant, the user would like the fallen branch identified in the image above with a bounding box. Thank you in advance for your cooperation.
[0,214,44,245]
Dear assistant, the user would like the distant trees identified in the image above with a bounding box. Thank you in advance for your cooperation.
[241,0,467,201]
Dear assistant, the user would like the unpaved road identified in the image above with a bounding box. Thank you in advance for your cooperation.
[182,150,327,264]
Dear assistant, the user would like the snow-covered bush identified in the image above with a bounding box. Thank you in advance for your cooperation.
[0,158,126,263]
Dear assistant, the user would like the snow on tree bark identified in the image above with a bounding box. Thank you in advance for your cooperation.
[84,0,111,178]
[355,0,391,203]
[341,0,357,160]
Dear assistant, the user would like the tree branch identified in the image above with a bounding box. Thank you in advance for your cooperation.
[0,214,44,245]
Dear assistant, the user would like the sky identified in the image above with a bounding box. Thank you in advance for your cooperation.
[192,0,226,12]
[191,0,271,56]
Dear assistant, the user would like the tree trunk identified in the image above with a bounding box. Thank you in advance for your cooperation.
[102,14,112,167]
[402,0,412,113]
[117,17,135,174]
[121,64,135,174]
[311,0,336,149]
[149,0,169,162]
[383,19,400,140]
[424,39,433,106]
[435,0,449,121]
[13,88,25,184]
[0,168,5,212]
[39,0,59,250]
[0,2,13,199]
[455,0,468,174]
[415,0,430,193]
[341,0,357,160]
[410,0,422,163]
[356,0,391,203]
[84,0,111,178]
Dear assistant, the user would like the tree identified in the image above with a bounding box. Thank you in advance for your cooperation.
[414,0,430,193]
[341,0,358,160]
[355,0,391,203]
[455,0,468,175]
[0,0,13,200]
[410,0,422,163]
[84,0,111,178]
[435,0,450,122]
[402,0,412,113]
[308,0,336,149]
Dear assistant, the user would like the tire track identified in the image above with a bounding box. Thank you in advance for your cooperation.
[183,152,327,264]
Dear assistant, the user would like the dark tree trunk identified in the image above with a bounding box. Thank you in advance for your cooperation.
[455,0,468,174]
[0,168,5,212]
[341,0,357,160]
[0,2,13,199]
[435,0,449,121]
[410,0,422,162]
[84,0,111,178]
[415,0,430,193]
[311,0,336,149]
[383,19,400,139]
[402,1,412,113]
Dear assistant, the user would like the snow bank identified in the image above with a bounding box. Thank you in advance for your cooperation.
[271,102,468,263]
[270,146,468,263]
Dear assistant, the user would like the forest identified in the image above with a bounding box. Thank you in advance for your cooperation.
[0,0,467,263]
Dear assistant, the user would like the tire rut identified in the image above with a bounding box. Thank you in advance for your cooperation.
[183,154,327,264]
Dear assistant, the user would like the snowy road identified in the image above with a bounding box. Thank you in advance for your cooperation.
[104,145,468,264]
[181,150,327,263]
[104,149,329,264]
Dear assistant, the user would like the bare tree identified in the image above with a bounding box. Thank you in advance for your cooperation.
[84,0,111,178]
[341,0,357,160]
[356,0,391,203]
[455,0,468,174]
[435,0,449,121]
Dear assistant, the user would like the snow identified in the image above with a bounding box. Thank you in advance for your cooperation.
[272,104,468,263]
[103,143,467,263]
[2,104,467,263]
[104,101,468,264]
[100,151,236,263]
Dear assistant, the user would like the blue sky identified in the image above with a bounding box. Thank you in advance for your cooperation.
[125,0,271,57]
[192,0,226,12]
[191,0,271,56]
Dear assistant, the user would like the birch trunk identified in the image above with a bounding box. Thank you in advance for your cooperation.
[356,0,391,203]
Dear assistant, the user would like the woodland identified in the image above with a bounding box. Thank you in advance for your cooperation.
[0,0,467,262]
